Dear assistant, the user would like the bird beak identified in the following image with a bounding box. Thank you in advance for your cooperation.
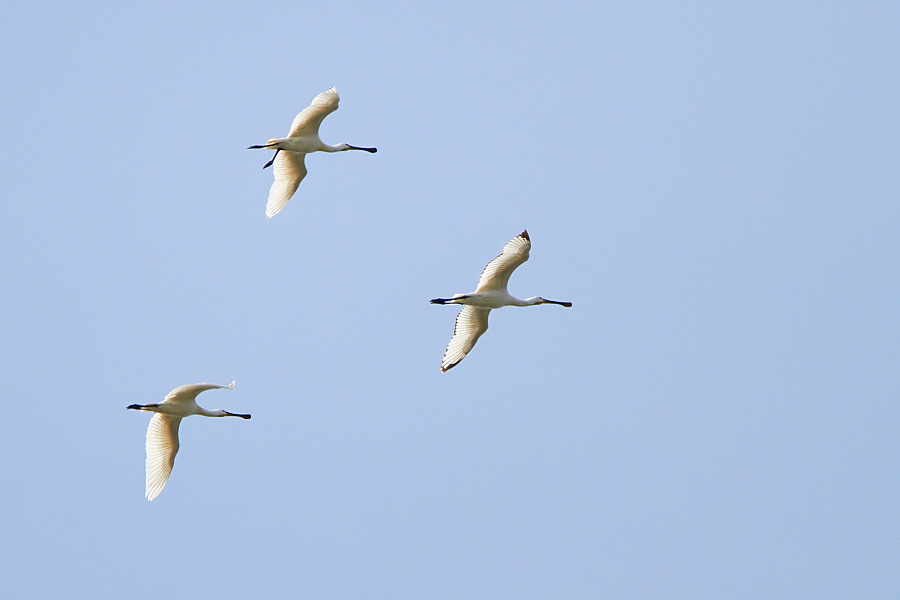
[540,298,573,307]
[346,145,377,153]
[224,411,252,419]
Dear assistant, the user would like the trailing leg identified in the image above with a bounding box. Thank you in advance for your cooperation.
[262,149,280,169]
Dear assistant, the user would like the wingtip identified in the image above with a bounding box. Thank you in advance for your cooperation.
[520,229,530,241]
[226,380,236,390]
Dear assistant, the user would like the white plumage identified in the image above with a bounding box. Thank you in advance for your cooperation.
[431,230,572,372]
[249,87,377,218]
[127,381,250,501]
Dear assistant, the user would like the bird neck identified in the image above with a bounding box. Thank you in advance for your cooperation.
[510,296,543,307]
[196,407,226,417]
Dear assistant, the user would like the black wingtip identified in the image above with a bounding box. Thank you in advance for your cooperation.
[520,229,530,241]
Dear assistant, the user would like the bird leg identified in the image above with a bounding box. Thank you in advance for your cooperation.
[430,295,469,304]
[263,149,280,169]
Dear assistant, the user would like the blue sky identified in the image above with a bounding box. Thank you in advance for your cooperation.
[2,1,899,598]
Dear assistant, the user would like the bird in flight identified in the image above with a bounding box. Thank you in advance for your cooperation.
[249,87,376,218]
[127,381,250,501]
[431,230,572,372]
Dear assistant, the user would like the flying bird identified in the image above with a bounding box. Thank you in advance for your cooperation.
[248,87,377,218]
[431,230,572,372]
[127,381,250,501]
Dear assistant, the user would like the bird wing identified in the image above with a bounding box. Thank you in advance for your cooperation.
[163,381,236,404]
[441,306,491,372]
[145,413,181,501]
[475,230,531,292]
[266,151,307,218]
[287,87,340,138]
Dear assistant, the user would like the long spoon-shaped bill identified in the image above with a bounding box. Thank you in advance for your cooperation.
[345,145,377,153]
[224,411,252,419]
[539,298,573,307]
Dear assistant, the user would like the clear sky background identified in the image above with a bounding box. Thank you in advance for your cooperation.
[2,1,898,598]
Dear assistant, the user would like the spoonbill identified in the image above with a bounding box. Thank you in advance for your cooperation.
[248,87,377,218]
[431,230,572,372]
[127,381,250,501]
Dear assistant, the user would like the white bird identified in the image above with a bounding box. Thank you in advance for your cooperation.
[248,87,377,218]
[127,381,250,501]
[431,230,572,372]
